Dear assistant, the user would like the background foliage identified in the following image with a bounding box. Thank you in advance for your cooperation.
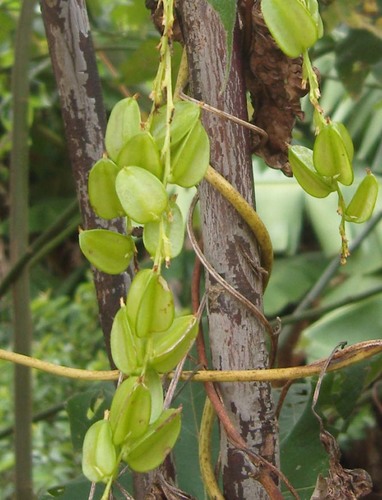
[1,0,382,498]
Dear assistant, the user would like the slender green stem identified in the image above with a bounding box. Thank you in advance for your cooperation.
[10,1,37,498]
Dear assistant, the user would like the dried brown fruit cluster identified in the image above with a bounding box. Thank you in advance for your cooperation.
[240,0,309,176]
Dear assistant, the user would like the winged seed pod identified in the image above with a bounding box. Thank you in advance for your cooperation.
[82,419,117,483]
[289,145,336,198]
[126,269,174,338]
[88,158,124,219]
[79,229,134,274]
[143,202,185,260]
[149,315,199,373]
[261,0,320,58]
[110,305,143,375]
[150,101,201,150]
[105,97,141,162]
[144,369,164,424]
[115,166,168,224]
[116,131,164,180]
[122,408,182,472]
[109,377,151,446]
[169,120,210,188]
[313,123,354,186]
[344,172,379,224]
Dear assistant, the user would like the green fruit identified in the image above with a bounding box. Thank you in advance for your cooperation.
[88,158,124,219]
[123,408,182,472]
[344,172,379,224]
[143,202,185,260]
[169,120,210,188]
[82,419,117,483]
[115,166,168,224]
[79,229,134,274]
[150,101,200,151]
[261,0,319,58]
[105,97,141,162]
[109,377,151,446]
[149,315,199,373]
[313,123,354,186]
[110,305,143,375]
[116,131,164,180]
[144,368,164,424]
[126,269,175,338]
[307,0,323,38]
[289,145,336,198]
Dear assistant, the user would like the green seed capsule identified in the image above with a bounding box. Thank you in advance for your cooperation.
[169,120,210,188]
[313,123,354,186]
[109,377,151,446]
[261,0,319,58]
[143,202,185,260]
[105,97,141,162]
[122,408,182,473]
[144,368,164,424]
[88,158,124,219]
[344,172,379,224]
[110,305,143,375]
[307,0,323,39]
[79,229,134,274]
[115,166,168,224]
[116,131,164,180]
[150,101,201,151]
[126,269,175,338]
[149,315,199,373]
[289,145,336,198]
[82,419,117,483]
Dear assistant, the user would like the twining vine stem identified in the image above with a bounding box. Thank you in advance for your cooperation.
[0,340,381,382]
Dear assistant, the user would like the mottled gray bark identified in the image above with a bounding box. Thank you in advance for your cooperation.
[40,0,132,362]
[178,1,279,498]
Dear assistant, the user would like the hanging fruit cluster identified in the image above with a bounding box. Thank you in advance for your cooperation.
[78,0,210,495]
[262,0,379,261]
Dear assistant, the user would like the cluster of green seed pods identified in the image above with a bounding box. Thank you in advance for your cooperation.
[81,270,198,481]
[79,97,210,272]
[80,96,207,485]
[289,121,378,225]
[261,0,323,58]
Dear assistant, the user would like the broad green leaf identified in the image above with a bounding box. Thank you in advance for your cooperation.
[301,294,382,363]
[206,0,237,81]
[280,382,329,499]
[66,385,114,450]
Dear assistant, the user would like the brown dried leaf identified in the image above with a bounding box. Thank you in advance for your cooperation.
[242,1,310,176]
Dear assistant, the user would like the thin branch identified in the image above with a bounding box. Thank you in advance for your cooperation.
[1,340,381,382]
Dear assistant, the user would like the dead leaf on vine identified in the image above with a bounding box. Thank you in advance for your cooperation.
[240,1,310,177]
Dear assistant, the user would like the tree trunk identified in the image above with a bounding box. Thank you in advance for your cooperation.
[40,3,176,496]
[40,0,132,363]
[178,2,279,498]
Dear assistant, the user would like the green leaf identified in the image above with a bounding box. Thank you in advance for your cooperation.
[66,385,114,450]
[206,0,237,82]
[280,382,329,499]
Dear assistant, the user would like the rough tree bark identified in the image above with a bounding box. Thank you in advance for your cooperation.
[178,1,279,498]
[40,2,175,497]
[40,0,132,363]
